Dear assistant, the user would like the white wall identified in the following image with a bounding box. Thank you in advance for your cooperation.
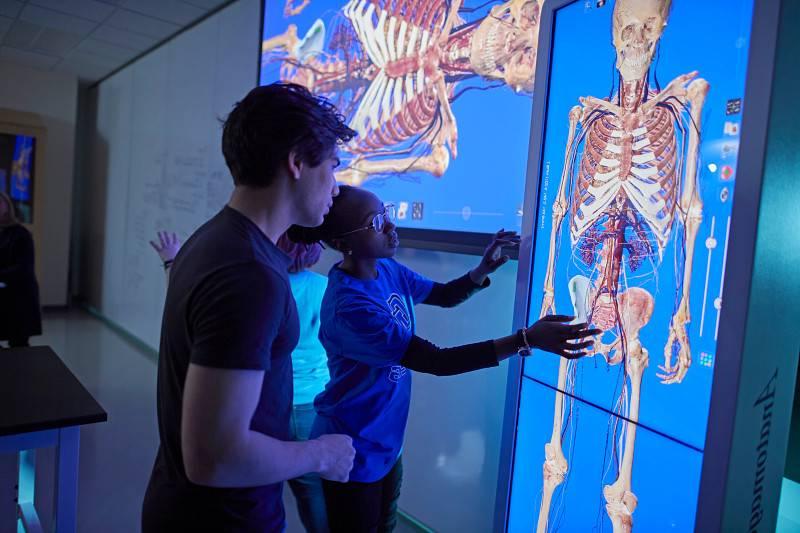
[0,60,77,306]
[79,0,259,344]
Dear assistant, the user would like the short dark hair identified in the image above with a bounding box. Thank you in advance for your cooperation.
[221,83,356,187]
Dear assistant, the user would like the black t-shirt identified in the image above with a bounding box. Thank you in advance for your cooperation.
[142,206,299,533]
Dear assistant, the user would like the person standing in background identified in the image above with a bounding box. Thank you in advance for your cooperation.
[0,191,41,348]
[276,233,331,532]
[151,230,331,532]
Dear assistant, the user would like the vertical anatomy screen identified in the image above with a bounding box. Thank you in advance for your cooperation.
[509,0,753,531]
[260,0,539,233]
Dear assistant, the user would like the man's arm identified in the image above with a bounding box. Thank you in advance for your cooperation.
[181,363,354,487]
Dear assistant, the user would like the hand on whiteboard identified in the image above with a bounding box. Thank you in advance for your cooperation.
[150,231,182,263]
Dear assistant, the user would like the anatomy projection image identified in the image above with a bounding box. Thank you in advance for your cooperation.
[508,378,702,532]
[540,0,707,525]
[513,0,755,531]
[260,0,540,233]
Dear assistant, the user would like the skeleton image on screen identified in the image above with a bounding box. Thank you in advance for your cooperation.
[261,0,540,185]
[536,0,708,531]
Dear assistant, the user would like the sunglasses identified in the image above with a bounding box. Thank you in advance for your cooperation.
[336,204,396,238]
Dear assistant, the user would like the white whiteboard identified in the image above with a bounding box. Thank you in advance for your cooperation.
[86,0,260,348]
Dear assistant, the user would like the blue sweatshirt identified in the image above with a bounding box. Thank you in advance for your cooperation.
[311,259,434,482]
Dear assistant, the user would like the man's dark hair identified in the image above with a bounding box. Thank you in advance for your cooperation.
[221,83,356,187]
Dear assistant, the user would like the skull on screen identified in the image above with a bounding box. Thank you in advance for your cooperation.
[470,0,541,94]
[612,0,671,82]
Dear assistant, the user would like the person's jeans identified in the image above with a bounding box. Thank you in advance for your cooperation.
[288,403,329,533]
[322,456,403,533]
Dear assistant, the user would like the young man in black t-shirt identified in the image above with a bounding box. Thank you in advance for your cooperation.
[142,83,357,532]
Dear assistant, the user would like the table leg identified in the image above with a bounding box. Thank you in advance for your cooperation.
[53,427,79,533]
[0,453,17,533]
[0,431,56,533]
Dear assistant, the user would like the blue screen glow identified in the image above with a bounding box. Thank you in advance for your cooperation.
[509,0,754,530]
[260,0,538,233]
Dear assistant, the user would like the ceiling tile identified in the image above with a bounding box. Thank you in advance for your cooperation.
[54,58,110,81]
[0,0,228,81]
[181,0,227,9]
[29,0,116,23]
[0,45,60,69]
[119,0,204,26]
[32,28,84,56]
[0,0,23,19]
[75,37,136,62]
[92,24,157,51]
[92,24,159,52]
[20,4,98,36]
[0,16,15,42]
[2,19,42,49]
[63,48,120,70]
[105,9,180,40]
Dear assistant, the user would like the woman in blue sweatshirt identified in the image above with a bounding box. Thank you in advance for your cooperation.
[289,185,600,533]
